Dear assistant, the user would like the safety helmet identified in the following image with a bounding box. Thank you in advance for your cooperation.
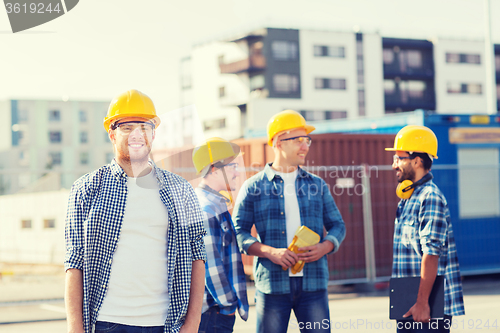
[385,125,438,159]
[192,137,241,177]
[267,110,315,146]
[103,89,161,132]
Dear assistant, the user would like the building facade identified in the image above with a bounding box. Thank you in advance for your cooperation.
[180,27,500,140]
[0,99,112,195]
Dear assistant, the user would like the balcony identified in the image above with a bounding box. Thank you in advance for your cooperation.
[385,90,435,111]
[219,54,266,74]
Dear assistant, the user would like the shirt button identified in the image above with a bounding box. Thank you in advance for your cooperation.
[282,231,285,234]
[280,195,283,198]
[281,212,284,215]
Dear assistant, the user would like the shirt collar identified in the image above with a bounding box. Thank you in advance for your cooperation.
[110,158,165,184]
[263,163,309,181]
[198,184,230,205]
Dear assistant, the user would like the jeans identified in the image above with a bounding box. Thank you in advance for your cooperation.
[198,306,236,333]
[94,321,164,333]
[397,315,452,333]
[255,277,330,333]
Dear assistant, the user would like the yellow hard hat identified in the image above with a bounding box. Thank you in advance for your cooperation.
[385,125,438,159]
[192,137,240,177]
[103,89,161,132]
[267,110,315,146]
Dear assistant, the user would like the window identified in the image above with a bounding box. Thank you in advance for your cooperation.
[273,74,299,93]
[17,109,28,122]
[272,41,298,60]
[314,45,345,58]
[49,152,62,165]
[315,78,346,90]
[80,152,89,165]
[383,49,394,64]
[49,110,61,121]
[219,86,225,98]
[43,219,56,229]
[402,80,426,98]
[406,50,422,68]
[299,110,347,121]
[21,219,32,229]
[19,150,29,166]
[384,80,396,94]
[203,118,226,131]
[446,53,481,64]
[447,83,482,94]
[495,55,500,71]
[49,131,62,143]
[79,110,87,122]
[80,131,88,144]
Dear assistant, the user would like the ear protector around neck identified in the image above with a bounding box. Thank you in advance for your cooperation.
[396,173,433,199]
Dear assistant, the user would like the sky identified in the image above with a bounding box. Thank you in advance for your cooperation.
[1,0,500,114]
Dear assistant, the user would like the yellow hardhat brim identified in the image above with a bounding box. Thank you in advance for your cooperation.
[385,147,438,159]
[268,124,316,147]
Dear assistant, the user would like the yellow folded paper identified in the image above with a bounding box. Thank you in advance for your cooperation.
[283,226,320,274]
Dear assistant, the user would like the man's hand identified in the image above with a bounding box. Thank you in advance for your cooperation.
[297,241,334,263]
[267,248,299,269]
[403,301,431,323]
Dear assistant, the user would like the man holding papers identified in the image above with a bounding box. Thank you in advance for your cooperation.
[233,110,346,333]
[386,125,465,332]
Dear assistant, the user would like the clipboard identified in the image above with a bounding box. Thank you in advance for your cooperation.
[389,276,445,320]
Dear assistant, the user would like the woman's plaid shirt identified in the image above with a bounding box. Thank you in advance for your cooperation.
[64,160,206,333]
[392,179,465,316]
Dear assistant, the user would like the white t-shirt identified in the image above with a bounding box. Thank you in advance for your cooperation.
[274,169,303,277]
[98,169,169,326]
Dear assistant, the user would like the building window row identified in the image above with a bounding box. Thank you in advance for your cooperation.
[273,74,299,93]
[447,82,482,95]
[21,219,55,229]
[446,53,481,64]
[49,109,61,122]
[299,110,347,121]
[272,41,298,61]
[314,45,345,58]
[49,131,62,143]
[315,78,346,90]
[204,118,226,131]
[384,79,427,98]
[383,48,423,69]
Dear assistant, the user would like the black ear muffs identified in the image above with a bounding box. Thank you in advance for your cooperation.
[396,173,433,199]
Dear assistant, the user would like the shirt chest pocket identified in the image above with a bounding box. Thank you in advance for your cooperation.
[401,219,417,247]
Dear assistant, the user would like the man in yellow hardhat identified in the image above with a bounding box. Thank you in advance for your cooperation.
[386,125,465,332]
[192,138,249,333]
[64,89,207,333]
[232,110,346,333]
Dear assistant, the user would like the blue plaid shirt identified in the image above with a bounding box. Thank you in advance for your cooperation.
[233,163,346,294]
[392,178,465,316]
[64,160,207,333]
[195,185,249,320]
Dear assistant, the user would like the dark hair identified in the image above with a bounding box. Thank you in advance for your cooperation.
[410,152,433,170]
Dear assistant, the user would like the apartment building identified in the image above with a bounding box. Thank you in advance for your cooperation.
[0,99,112,195]
[180,27,500,141]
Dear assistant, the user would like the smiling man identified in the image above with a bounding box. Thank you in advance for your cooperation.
[386,125,465,332]
[233,110,346,333]
[64,89,206,333]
